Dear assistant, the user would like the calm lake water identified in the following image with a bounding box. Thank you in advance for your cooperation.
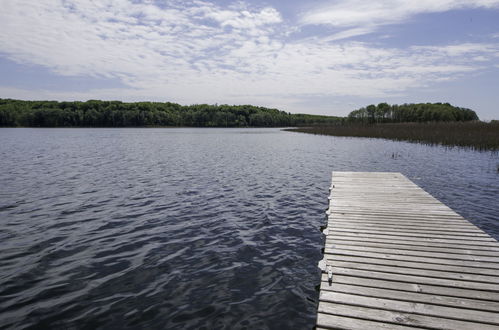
[1,128,498,329]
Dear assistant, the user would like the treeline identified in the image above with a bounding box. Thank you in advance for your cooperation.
[347,103,479,123]
[0,99,340,127]
[0,99,482,127]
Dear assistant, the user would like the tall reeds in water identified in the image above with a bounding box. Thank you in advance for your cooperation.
[286,121,499,151]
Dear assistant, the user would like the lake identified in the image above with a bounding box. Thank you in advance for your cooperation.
[0,128,498,329]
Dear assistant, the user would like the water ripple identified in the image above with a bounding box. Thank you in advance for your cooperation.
[0,128,498,329]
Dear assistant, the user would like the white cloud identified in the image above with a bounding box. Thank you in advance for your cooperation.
[301,0,499,38]
[206,7,282,29]
[411,43,499,57]
[324,27,375,41]
[0,0,498,114]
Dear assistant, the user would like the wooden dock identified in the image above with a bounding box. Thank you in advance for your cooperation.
[317,171,499,330]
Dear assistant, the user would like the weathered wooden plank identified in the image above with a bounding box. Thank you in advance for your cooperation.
[324,257,499,283]
[324,267,499,292]
[316,313,420,330]
[326,228,495,240]
[330,214,467,222]
[328,226,489,237]
[329,220,475,228]
[325,248,499,269]
[320,274,499,301]
[332,208,454,212]
[330,220,482,229]
[320,292,499,325]
[324,239,499,256]
[332,205,445,208]
[320,282,499,312]
[325,253,499,277]
[329,221,484,233]
[325,231,499,247]
[330,210,466,219]
[324,244,499,263]
[331,202,451,207]
[318,301,499,330]
[330,204,454,211]
[327,235,499,252]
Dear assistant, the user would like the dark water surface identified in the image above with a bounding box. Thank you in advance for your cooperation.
[1,128,498,329]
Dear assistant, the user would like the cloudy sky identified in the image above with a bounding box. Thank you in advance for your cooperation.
[1,0,499,119]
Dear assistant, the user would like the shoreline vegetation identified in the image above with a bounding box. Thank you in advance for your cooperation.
[285,122,499,151]
[0,99,340,127]
[285,102,499,151]
[1,98,497,150]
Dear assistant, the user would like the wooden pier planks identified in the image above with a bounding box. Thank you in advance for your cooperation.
[317,171,499,330]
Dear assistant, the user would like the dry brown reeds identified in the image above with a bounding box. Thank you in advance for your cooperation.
[285,121,499,151]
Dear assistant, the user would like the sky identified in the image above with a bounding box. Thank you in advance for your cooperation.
[1,0,499,119]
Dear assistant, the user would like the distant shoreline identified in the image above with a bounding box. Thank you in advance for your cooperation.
[0,126,293,129]
[0,99,340,127]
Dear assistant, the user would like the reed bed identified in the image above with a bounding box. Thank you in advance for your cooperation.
[286,121,499,151]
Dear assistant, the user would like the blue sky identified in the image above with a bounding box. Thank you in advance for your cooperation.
[1,0,499,119]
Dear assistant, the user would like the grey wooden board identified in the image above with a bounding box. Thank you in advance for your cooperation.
[329,212,471,222]
[329,221,485,232]
[320,273,499,301]
[326,228,495,240]
[324,253,499,277]
[320,291,499,324]
[327,235,499,252]
[325,231,499,247]
[324,244,499,263]
[317,171,499,330]
[324,248,499,269]
[325,266,499,291]
[320,282,499,312]
[329,223,485,233]
[318,301,499,330]
[324,239,499,257]
[316,313,421,330]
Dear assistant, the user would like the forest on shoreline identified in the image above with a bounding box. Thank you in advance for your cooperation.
[346,102,478,123]
[0,99,340,127]
[285,103,499,150]
[0,99,481,128]
[2,98,495,149]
